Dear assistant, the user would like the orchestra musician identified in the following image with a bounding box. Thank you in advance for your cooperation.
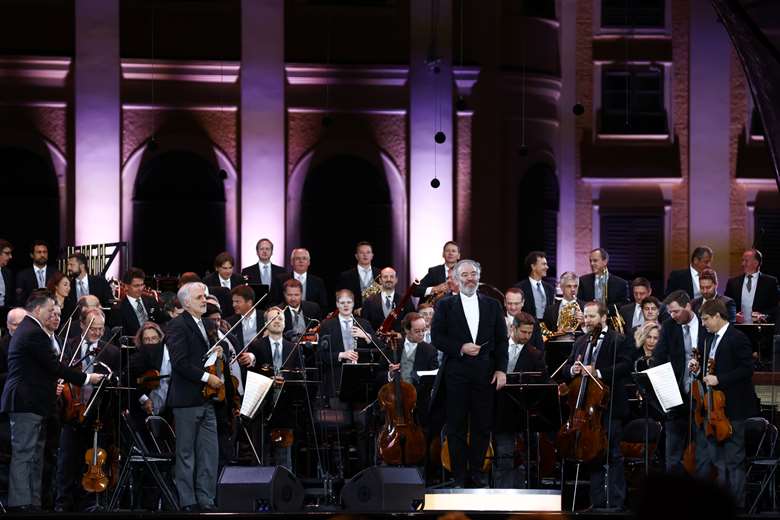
[241,239,285,307]
[688,299,759,508]
[542,271,584,333]
[504,287,544,350]
[692,269,737,323]
[577,248,630,308]
[275,248,329,312]
[1,293,104,511]
[563,301,632,510]
[109,267,162,337]
[46,272,76,334]
[493,311,547,488]
[65,252,112,307]
[130,321,171,417]
[361,267,415,332]
[618,277,669,332]
[414,241,461,300]
[203,252,245,319]
[0,239,14,329]
[666,246,713,299]
[228,285,265,348]
[725,248,780,324]
[14,241,57,307]
[431,259,508,488]
[54,308,120,512]
[280,278,320,340]
[336,242,380,309]
[513,251,555,322]
[165,282,224,512]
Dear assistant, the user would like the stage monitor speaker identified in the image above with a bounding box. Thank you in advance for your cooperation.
[217,465,304,512]
[340,466,425,512]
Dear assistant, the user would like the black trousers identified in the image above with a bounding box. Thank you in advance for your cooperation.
[444,356,495,484]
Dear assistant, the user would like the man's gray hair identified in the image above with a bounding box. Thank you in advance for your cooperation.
[178,282,207,308]
[453,259,482,278]
[560,271,579,286]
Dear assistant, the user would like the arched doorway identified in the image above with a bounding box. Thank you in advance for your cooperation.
[299,154,394,298]
[517,164,559,281]
[0,146,60,272]
[132,150,225,276]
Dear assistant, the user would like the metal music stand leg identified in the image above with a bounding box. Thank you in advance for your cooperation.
[571,462,580,513]
[241,419,262,466]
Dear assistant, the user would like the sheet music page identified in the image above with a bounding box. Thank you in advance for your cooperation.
[641,362,683,412]
[416,369,438,377]
[240,371,274,419]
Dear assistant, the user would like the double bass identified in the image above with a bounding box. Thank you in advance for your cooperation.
[555,325,609,463]
[376,280,426,465]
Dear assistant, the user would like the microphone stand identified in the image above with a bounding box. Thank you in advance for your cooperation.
[602,327,619,511]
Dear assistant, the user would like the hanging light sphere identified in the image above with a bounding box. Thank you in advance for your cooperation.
[434,131,446,144]
[218,169,228,180]
[572,103,585,116]
[430,178,441,188]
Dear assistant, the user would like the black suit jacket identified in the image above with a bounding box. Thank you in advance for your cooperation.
[0,334,10,397]
[0,316,87,416]
[202,272,245,291]
[275,272,329,314]
[652,316,707,412]
[66,275,113,308]
[247,336,301,372]
[495,344,548,432]
[1,266,14,309]
[61,337,121,375]
[377,340,439,385]
[666,268,696,298]
[282,303,321,335]
[165,311,216,408]
[241,262,285,306]
[542,298,584,331]
[414,264,448,298]
[702,325,759,420]
[360,292,415,332]
[203,273,245,318]
[109,296,162,338]
[563,329,633,418]
[577,272,630,308]
[336,266,380,309]
[724,273,780,319]
[691,295,737,323]
[319,315,375,366]
[513,278,555,319]
[431,293,509,373]
[15,265,57,306]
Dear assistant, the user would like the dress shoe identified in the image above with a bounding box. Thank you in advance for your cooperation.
[180,504,199,513]
[200,504,218,512]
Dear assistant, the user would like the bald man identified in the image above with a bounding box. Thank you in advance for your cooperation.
[360,267,415,332]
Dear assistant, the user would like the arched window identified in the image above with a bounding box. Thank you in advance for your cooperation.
[517,164,559,280]
[299,154,393,297]
[0,146,59,271]
[132,150,225,275]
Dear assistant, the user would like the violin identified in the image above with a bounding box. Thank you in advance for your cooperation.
[82,421,109,493]
[684,347,703,474]
[694,355,732,442]
[555,325,609,463]
[136,369,169,393]
[203,327,228,403]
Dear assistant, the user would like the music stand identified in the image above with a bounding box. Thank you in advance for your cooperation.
[502,378,560,488]
[631,372,665,474]
[338,362,381,403]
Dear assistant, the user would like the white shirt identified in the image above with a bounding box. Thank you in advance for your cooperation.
[219,275,232,289]
[690,266,702,299]
[741,271,759,323]
[34,266,47,288]
[505,313,515,336]
[128,295,147,314]
[358,265,373,289]
[709,322,730,361]
[684,313,700,353]
[403,339,418,359]
[242,313,257,347]
[0,268,5,306]
[508,340,524,372]
[459,292,480,343]
[381,290,396,314]
[294,271,307,298]
[75,274,90,298]
[339,316,355,350]
[631,303,644,328]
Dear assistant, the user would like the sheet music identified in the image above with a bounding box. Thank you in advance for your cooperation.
[417,369,438,377]
[641,362,683,412]
[240,371,274,420]
[204,351,217,367]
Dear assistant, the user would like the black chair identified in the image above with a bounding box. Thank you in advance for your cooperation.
[107,410,179,511]
[746,416,779,514]
[620,417,663,473]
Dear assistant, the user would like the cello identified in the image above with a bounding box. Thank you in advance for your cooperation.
[555,325,609,463]
[376,280,426,465]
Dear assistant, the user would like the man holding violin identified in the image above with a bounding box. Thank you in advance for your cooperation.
[562,300,632,511]
[688,299,758,508]
[166,282,224,512]
[1,293,104,512]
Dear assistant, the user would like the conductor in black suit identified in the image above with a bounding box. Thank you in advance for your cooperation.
[275,248,329,312]
[689,299,759,508]
[336,241,380,309]
[577,248,630,309]
[166,282,225,512]
[724,248,780,324]
[432,259,508,488]
[665,245,713,299]
[413,241,461,299]
[15,240,57,307]
[361,267,415,332]
[513,251,555,322]
[563,301,632,510]
[0,239,14,328]
[1,294,103,510]
[65,253,112,307]
[240,238,285,308]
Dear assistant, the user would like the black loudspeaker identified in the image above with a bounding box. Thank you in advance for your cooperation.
[340,466,425,512]
[217,465,304,512]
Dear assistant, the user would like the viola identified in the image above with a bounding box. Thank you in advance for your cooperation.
[136,369,169,393]
[555,325,609,463]
[82,422,109,493]
[702,357,732,442]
